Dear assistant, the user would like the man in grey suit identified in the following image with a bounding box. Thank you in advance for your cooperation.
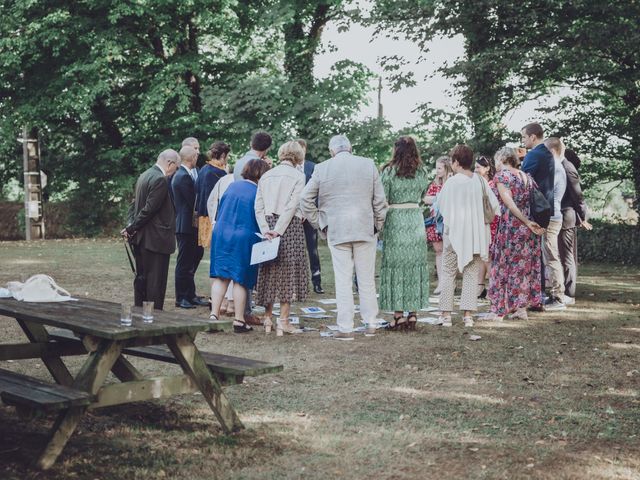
[301,135,387,339]
[122,149,181,310]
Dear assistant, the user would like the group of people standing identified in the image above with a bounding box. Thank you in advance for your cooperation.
[123,122,589,339]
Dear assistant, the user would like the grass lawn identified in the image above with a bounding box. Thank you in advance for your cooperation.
[0,238,639,479]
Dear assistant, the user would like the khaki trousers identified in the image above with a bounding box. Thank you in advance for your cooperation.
[328,240,379,332]
[543,220,565,299]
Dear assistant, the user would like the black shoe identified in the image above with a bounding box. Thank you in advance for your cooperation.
[478,288,487,299]
[175,299,196,309]
[190,296,209,307]
[313,283,325,294]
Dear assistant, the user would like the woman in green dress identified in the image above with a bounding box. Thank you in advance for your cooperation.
[379,136,430,331]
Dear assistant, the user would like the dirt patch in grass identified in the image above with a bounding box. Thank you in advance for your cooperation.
[0,239,639,479]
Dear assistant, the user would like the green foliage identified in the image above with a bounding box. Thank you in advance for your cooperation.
[0,0,373,235]
[578,219,640,265]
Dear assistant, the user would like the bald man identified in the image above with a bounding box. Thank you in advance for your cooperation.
[122,149,181,310]
[171,145,207,308]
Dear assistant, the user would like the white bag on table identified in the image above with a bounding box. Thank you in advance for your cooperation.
[6,274,75,302]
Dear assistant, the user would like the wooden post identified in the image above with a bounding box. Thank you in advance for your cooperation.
[20,126,45,240]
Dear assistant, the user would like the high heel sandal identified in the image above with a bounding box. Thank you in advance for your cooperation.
[385,314,406,331]
[233,320,253,333]
[264,317,273,334]
[509,308,528,321]
[406,313,417,331]
[276,318,302,336]
[477,284,487,299]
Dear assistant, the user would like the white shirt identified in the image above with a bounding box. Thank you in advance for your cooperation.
[181,164,197,182]
[551,157,567,222]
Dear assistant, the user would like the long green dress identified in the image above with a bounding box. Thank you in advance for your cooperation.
[379,166,430,312]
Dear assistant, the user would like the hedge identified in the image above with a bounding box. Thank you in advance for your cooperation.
[577,219,640,265]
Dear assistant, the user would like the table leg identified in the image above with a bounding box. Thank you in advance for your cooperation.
[36,339,122,470]
[167,334,244,434]
[17,319,73,386]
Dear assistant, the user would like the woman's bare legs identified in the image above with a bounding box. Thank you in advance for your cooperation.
[210,278,231,319]
[433,241,443,294]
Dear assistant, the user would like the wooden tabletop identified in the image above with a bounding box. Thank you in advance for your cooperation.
[0,297,227,340]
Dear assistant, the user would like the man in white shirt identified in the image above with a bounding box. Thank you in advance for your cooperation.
[300,135,387,339]
[543,137,568,310]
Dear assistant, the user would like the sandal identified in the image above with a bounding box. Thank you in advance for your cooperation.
[406,312,417,331]
[385,313,406,331]
[209,313,219,321]
[233,320,253,333]
[509,308,528,321]
[440,315,452,327]
[276,318,302,336]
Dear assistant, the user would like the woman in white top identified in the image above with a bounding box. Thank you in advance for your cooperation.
[437,144,500,327]
[254,141,310,334]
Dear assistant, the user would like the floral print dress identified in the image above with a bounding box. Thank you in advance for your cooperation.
[488,169,542,315]
[425,181,443,243]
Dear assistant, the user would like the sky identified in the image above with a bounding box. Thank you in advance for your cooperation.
[315,19,539,133]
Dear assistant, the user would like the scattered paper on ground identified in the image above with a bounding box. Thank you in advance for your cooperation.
[469,335,482,341]
[301,306,326,314]
[418,317,443,325]
[318,298,337,304]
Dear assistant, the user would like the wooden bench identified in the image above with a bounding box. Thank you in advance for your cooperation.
[48,330,283,386]
[0,368,92,413]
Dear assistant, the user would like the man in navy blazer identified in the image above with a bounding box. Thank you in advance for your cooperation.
[521,123,555,216]
[171,144,206,308]
[521,122,555,304]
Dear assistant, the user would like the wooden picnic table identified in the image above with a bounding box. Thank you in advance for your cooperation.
[0,297,250,470]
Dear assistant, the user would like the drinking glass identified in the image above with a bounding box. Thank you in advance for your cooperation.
[142,301,154,323]
[120,303,132,326]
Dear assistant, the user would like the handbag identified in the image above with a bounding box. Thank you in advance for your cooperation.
[528,176,551,228]
[477,174,495,224]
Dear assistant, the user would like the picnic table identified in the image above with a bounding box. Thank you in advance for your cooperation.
[0,297,282,470]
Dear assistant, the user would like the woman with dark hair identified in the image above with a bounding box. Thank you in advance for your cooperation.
[379,136,430,331]
[195,141,231,248]
[209,159,270,333]
[437,144,500,328]
[474,155,498,298]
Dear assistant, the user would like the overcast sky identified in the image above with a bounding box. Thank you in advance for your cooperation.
[315,20,539,133]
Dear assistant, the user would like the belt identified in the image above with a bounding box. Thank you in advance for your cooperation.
[388,203,420,209]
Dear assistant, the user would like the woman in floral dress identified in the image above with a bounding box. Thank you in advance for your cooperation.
[488,147,545,321]
[424,156,453,295]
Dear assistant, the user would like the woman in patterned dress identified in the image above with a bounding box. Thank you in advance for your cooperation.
[424,156,453,295]
[488,147,545,321]
[474,155,498,299]
[254,141,309,335]
[379,136,430,331]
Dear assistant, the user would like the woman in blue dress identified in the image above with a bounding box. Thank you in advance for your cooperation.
[210,159,270,333]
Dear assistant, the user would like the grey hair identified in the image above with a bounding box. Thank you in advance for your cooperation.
[179,145,197,163]
[328,135,352,155]
[181,137,199,148]
[157,148,181,166]
[494,146,519,168]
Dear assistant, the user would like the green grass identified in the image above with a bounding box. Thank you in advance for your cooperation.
[0,238,639,479]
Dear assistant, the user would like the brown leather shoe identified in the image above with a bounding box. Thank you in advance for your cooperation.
[244,313,263,326]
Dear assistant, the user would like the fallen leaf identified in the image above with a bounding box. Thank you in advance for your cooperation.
[469,335,482,341]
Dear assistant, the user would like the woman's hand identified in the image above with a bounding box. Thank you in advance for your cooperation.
[526,221,545,236]
[264,231,280,240]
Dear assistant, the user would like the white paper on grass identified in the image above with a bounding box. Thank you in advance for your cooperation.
[300,306,326,314]
[302,314,331,319]
[420,306,440,312]
[417,317,443,325]
[288,316,300,325]
[318,298,337,304]
[250,236,281,265]
[326,325,340,331]
[320,332,334,337]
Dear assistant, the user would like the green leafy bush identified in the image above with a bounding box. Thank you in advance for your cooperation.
[578,220,640,265]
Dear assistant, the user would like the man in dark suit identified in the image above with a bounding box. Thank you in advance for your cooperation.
[296,138,324,294]
[521,122,555,304]
[122,149,180,310]
[171,145,207,308]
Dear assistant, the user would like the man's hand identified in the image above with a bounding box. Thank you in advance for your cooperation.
[120,227,131,240]
[581,220,593,231]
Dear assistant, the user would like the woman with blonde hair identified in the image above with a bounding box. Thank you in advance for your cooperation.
[254,141,310,335]
[488,146,545,321]
[424,156,453,295]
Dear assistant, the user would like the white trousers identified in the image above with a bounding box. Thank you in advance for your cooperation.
[328,240,379,332]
